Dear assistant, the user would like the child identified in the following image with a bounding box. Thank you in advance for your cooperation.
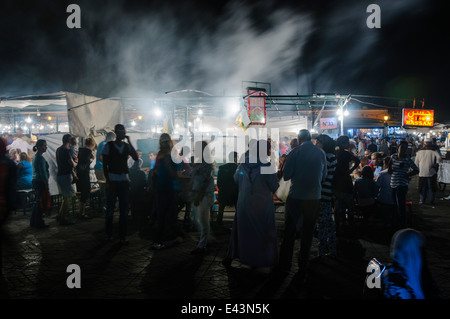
[69,136,79,183]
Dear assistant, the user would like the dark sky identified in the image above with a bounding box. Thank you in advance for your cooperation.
[1,0,449,121]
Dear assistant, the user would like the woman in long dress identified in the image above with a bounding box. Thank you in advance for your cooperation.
[223,140,279,269]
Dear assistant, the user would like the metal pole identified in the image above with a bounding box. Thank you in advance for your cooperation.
[340,99,344,136]
[185,105,188,138]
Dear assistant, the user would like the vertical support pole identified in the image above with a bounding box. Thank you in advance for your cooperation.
[340,98,344,136]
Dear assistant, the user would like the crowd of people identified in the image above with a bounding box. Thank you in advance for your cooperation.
[0,125,447,299]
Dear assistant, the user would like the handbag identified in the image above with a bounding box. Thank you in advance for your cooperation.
[275,177,291,202]
[40,187,52,211]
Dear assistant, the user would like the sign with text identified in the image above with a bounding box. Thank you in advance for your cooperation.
[246,89,267,126]
[320,117,338,130]
[402,108,434,127]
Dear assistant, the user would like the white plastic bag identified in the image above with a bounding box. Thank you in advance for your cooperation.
[275,177,291,202]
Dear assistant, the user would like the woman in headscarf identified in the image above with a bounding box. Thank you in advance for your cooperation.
[382,228,441,299]
[222,140,279,271]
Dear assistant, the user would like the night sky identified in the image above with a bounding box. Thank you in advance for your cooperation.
[1,0,449,121]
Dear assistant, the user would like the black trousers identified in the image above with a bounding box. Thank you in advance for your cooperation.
[279,196,320,271]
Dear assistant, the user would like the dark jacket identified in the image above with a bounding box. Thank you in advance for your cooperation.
[217,163,238,206]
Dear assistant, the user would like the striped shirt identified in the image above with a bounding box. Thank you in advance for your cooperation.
[321,152,337,201]
[390,154,419,188]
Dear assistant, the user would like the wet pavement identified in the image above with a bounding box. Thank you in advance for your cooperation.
[1,176,450,310]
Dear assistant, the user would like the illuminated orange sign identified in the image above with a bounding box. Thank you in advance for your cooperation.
[402,108,434,127]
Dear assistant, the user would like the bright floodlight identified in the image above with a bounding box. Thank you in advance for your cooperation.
[229,100,240,114]
[131,120,136,126]
[344,110,349,116]
[337,109,343,116]
[25,117,32,123]
[198,109,203,115]
[155,108,162,117]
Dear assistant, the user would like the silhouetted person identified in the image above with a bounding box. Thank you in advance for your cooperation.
[415,139,441,205]
[278,129,327,284]
[56,134,77,225]
[333,135,360,233]
[382,229,441,299]
[190,141,215,255]
[223,140,279,269]
[216,151,238,225]
[94,131,116,182]
[315,134,337,258]
[0,137,17,275]
[389,141,419,229]
[151,133,183,249]
[102,124,138,243]
[30,140,50,228]
[76,137,96,219]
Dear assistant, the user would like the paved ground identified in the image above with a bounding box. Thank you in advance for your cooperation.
[1,176,449,308]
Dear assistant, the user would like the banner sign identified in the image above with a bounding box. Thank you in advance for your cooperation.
[402,108,434,127]
[246,89,266,126]
[320,117,338,129]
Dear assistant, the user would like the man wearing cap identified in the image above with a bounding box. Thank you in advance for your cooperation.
[415,138,442,205]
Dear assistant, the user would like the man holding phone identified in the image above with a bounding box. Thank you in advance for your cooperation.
[102,124,138,243]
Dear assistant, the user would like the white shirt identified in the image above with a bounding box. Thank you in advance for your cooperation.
[414,149,442,177]
[358,141,365,157]
[6,137,33,153]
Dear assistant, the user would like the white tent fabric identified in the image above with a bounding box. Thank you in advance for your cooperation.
[66,92,122,138]
[38,133,64,196]
[0,92,67,109]
[38,133,103,196]
[262,115,309,134]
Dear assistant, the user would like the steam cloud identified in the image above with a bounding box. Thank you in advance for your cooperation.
[0,0,436,107]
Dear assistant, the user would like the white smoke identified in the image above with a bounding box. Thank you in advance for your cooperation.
[80,1,313,99]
